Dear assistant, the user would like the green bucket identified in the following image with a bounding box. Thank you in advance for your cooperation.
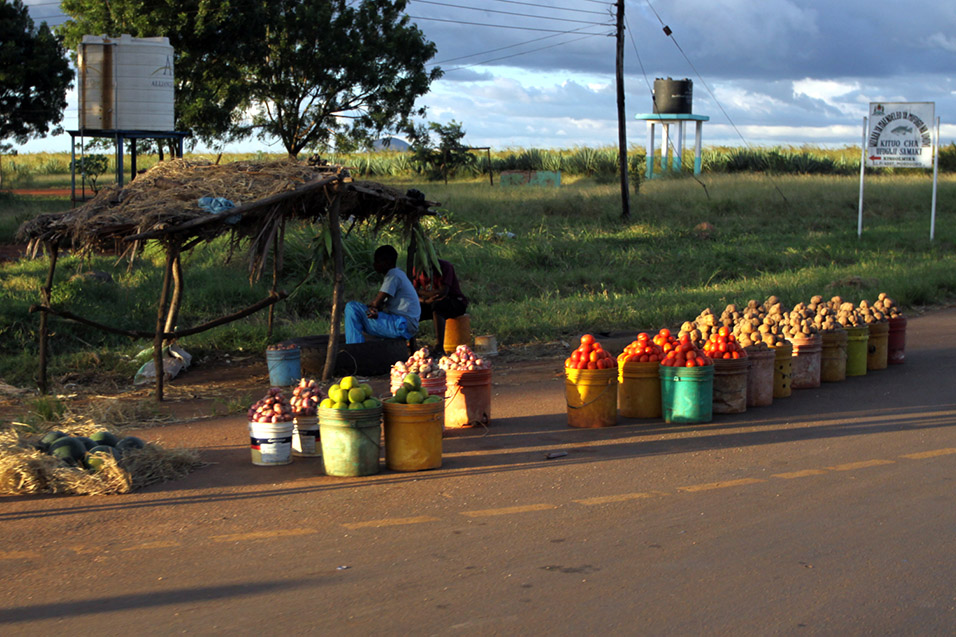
[845,325,869,377]
[659,365,714,424]
[318,406,382,477]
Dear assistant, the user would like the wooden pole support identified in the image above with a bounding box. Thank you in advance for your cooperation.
[37,241,59,394]
[323,186,345,382]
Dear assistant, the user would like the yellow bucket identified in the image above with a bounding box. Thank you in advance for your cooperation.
[383,401,443,471]
[566,367,617,428]
[772,342,793,398]
[820,328,848,382]
[443,314,472,352]
[867,321,889,371]
[618,360,661,419]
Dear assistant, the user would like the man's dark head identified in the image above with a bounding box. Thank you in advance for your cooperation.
[373,245,398,273]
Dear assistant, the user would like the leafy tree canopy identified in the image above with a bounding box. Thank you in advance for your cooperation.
[0,0,74,148]
[411,120,475,182]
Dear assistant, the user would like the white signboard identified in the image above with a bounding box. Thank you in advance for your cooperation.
[865,102,935,168]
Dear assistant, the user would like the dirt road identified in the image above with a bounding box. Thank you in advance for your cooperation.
[2,310,954,634]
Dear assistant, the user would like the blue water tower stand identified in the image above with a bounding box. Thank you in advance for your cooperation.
[635,113,710,179]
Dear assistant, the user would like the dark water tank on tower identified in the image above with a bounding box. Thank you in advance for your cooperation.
[653,78,693,114]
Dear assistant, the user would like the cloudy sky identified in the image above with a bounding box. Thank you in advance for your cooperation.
[20,0,956,152]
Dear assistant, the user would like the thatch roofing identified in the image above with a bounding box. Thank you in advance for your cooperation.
[18,158,435,276]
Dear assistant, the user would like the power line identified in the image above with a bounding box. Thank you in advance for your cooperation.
[408,0,611,26]
[430,24,603,65]
[488,0,609,16]
[442,32,605,72]
[408,15,609,34]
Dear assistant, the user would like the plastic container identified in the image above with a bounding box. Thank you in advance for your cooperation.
[659,364,714,424]
[318,406,382,477]
[266,346,301,387]
[292,415,320,457]
[867,321,889,371]
[712,357,750,414]
[845,325,869,376]
[618,361,661,419]
[820,328,848,383]
[566,367,618,428]
[772,342,793,398]
[390,374,447,398]
[383,401,443,471]
[444,314,472,353]
[788,334,822,389]
[888,316,907,365]
[445,368,492,429]
[744,347,775,407]
[248,420,294,466]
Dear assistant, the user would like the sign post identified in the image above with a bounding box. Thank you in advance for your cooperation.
[860,102,939,239]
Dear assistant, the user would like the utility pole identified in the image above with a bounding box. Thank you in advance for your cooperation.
[616,0,630,220]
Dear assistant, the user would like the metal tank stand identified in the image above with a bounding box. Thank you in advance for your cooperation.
[635,113,709,179]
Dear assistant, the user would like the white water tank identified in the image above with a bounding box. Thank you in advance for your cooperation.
[78,34,175,131]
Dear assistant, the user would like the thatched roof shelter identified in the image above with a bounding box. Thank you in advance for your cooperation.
[18,158,438,399]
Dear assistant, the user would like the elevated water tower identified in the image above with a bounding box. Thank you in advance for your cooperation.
[636,77,709,178]
[69,34,189,199]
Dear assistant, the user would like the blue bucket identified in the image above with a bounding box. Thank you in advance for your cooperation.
[266,346,301,386]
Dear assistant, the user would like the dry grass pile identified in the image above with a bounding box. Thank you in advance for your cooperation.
[0,424,202,496]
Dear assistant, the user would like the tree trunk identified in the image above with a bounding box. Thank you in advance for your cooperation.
[322,188,345,381]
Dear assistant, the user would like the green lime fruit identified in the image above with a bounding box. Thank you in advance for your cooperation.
[406,390,424,405]
[38,430,67,450]
[348,402,365,410]
[403,372,422,390]
[362,398,381,409]
[360,383,373,397]
[394,387,408,403]
[423,395,442,404]
[333,401,348,410]
[116,436,146,452]
[90,430,120,447]
[319,397,334,409]
[348,387,367,404]
[340,376,356,390]
[329,387,347,404]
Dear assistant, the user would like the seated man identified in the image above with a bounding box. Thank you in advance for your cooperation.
[345,245,420,344]
[413,258,468,355]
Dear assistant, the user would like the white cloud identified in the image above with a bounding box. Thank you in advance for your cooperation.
[928,33,956,53]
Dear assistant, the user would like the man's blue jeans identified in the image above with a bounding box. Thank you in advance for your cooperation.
[344,301,414,343]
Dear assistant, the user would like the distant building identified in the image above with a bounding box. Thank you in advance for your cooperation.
[371,137,411,152]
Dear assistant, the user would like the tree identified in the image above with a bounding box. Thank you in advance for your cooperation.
[247,0,441,157]
[410,120,475,183]
[59,0,271,145]
[0,0,74,150]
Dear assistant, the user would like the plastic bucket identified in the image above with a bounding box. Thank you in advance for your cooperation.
[318,406,382,477]
[659,365,714,424]
[566,367,618,428]
[444,314,472,353]
[618,361,661,419]
[820,328,848,383]
[248,421,294,466]
[888,316,907,365]
[712,357,750,414]
[266,346,301,387]
[845,325,869,376]
[788,335,822,389]
[445,368,492,429]
[383,401,443,471]
[390,374,447,398]
[744,347,775,408]
[292,416,320,457]
[772,342,793,398]
[867,321,889,371]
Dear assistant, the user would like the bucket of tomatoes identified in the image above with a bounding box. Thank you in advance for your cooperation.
[617,332,664,419]
[565,334,617,428]
[657,329,715,424]
[702,327,750,414]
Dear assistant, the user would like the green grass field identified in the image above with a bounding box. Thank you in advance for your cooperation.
[1,162,954,389]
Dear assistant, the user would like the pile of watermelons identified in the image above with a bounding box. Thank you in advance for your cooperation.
[37,429,146,473]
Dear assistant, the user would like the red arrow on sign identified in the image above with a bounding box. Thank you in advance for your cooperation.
[869,155,881,161]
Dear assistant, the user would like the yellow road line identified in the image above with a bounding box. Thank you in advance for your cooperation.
[900,448,956,460]
[0,550,41,560]
[121,541,183,551]
[678,478,766,492]
[772,469,829,479]
[461,503,557,517]
[574,492,668,505]
[211,528,317,543]
[343,516,439,530]
[827,459,894,471]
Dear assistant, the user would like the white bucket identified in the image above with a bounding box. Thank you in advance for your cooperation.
[248,421,294,466]
[292,416,321,457]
